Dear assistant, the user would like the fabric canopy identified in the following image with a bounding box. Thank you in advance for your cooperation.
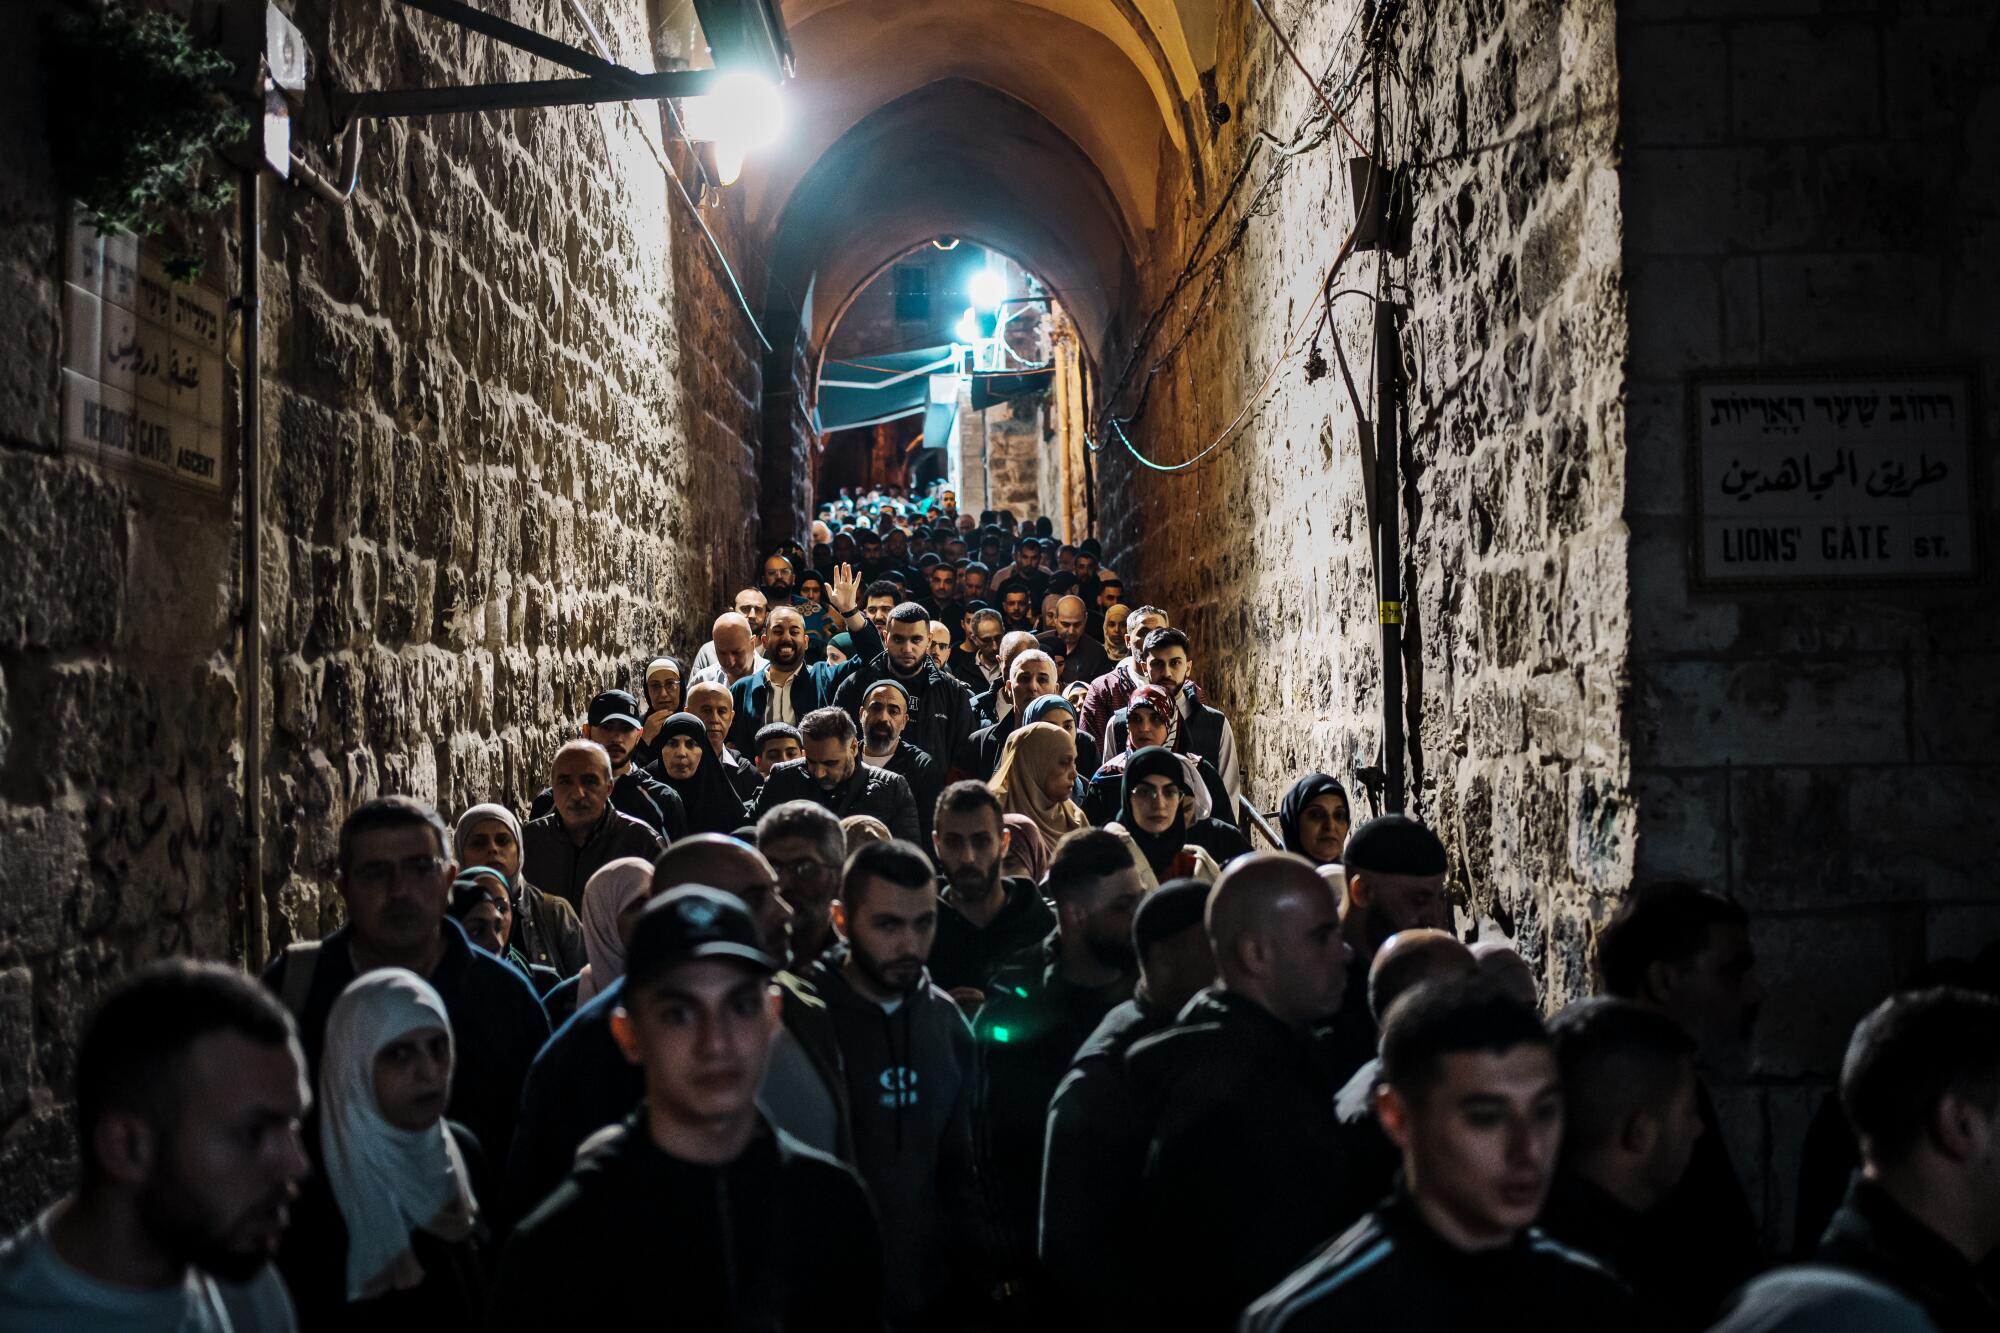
[816,347,959,433]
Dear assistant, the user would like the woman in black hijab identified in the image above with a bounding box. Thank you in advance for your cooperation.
[1279,772,1351,865]
[650,712,750,835]
[1114,746,1250,885]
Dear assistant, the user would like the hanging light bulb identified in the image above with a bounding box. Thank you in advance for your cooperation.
[679,70,784,185]
[969,268,1005,312]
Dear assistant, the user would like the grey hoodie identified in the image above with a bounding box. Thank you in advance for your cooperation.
[812,960,990,1329]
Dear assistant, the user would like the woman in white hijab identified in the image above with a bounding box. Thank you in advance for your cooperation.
[574,856,655,1007]
[277,969,486,1328]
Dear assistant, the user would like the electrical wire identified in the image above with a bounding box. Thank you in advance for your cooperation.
[1248,0,1370,154]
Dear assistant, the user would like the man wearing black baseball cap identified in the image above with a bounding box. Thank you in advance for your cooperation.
[528,688,686,840]
[495,887,883,1330]
[1318,814,1452,1083]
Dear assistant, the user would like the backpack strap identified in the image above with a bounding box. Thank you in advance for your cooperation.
[277,940,323,1021]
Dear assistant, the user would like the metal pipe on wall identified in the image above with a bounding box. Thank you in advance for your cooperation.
[239,167,268,969]
[1374,298,1405,814]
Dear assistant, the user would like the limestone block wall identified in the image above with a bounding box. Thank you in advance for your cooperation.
[0,0,763,1222]
[1618,0,2000,1246]
[1101,0,1632,1000]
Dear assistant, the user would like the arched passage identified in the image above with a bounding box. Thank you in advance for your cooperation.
[755,79,1135,540]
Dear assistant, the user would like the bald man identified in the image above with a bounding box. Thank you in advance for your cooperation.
[690,611,767,688]
[1124,852,1356,1330]
[957,647,1060,780]
[507,835,852,1215]
[1328,929,1481,1238]
[1054,594,1112,685]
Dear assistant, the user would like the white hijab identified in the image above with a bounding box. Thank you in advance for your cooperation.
[577,857,655,1005]
[320,969,478,1301]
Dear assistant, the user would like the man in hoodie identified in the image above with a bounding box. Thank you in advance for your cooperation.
[833,602,981,775]
[815,839,990,1331]
[974,829,1146,1291]
[1125,851,1354,1331]
[1040,877,1216,1324]
[495,887,883,1332]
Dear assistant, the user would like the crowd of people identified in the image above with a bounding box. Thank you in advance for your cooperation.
[3,483,1997,1332]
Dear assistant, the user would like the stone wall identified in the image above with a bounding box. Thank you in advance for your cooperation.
[1618,0,2000,1247]
[0,0,765,1223]
[1101,0,1631,1003]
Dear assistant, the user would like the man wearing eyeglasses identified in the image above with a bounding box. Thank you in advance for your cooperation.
[261,794,550,1170]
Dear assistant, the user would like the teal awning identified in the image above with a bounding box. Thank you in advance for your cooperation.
[816,347,959,433]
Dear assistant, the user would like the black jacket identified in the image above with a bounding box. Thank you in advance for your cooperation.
[1538,1169,1685,1330]
[495,1115,882,1333]
[518,807,666,912]
[526,768,685,841]
[1125,988,1350,1331]
[1628,1077,1766,1326]
[973,936,1133,1279]
[831,654,980,783]
[1816,1175,2000,1333]
[261,919,549,1171]
[1058,634,1112,686]
[1039,997,1178,1325]
[1239,1189,1636,1332]
[872,739,944,845]
[750,758,920,844]
[928,877,1056,994]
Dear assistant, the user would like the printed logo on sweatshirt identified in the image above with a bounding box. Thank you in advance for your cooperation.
[878,1065,920,1107]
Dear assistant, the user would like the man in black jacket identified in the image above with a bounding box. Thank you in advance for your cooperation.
[1595,883,1769,1326]
[858,679,944,846]
[1538,997,1707,1326]
[1040,877,1215,1324]
[832,602,980,776]
[1052,594,1112,686]
[496,887,882,1332]
[927,782,1055,998]
[1126,851,1354,1331]
[527,689,685,839]
[752,707,921,843]
[263,796,548,1168]
[521,740,667,910]
[1241,976,1634,1332]
[1807,987,2000,1333]
[974,830,1144,1288]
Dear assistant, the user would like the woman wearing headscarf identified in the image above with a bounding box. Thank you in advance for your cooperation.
[453,803,584,978]
[278,970,485,1330]
[988,720,1086,852]
[448,866,560,998]
[1022,693,1099,796]
[1104,746,1247,888]
[650,712,751,834]
[629,656,685,771]
[1279,772,1352,866]
[1001,813,1050,884]
[536,856,655,1029]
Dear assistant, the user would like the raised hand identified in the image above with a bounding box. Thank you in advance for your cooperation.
[829,562,861,616]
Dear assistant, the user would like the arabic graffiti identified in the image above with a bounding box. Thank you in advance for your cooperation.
[1718,449,1951,503]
